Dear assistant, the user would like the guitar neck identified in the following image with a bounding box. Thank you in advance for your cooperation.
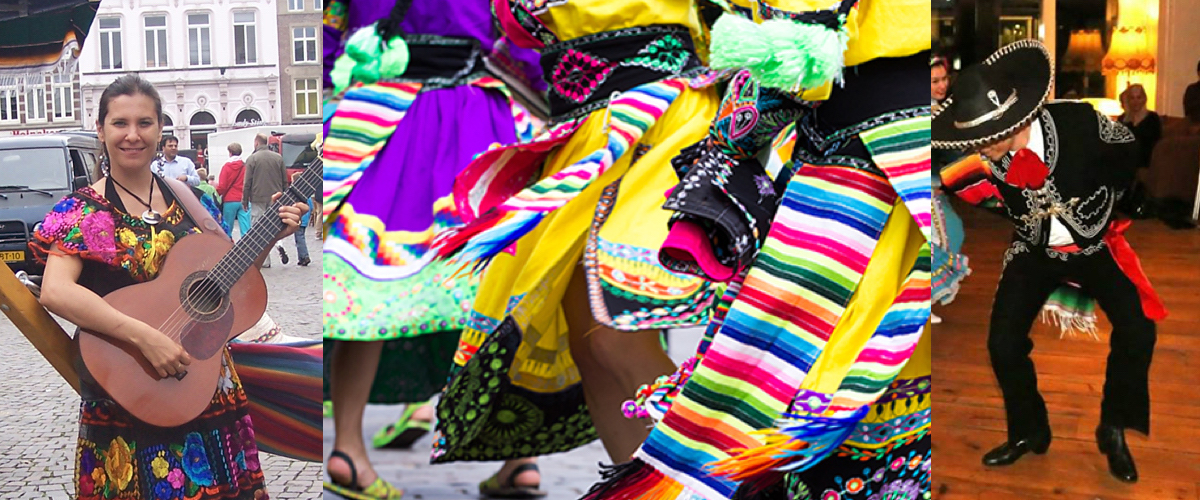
[208,159,321,289]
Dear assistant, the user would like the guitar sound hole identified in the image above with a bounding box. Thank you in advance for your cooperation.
[186,278,225,315]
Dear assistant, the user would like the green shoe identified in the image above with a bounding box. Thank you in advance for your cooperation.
[324,401,333,419]
[371,404,432,450]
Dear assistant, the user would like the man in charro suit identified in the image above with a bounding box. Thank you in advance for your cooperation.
[932,39,1164,483]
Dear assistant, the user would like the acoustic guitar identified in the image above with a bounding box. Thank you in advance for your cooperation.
[78,158,321,427]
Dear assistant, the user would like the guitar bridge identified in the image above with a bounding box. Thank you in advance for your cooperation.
[174,370,188,381]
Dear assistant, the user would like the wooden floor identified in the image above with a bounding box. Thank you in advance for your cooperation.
[933,200,1200,500]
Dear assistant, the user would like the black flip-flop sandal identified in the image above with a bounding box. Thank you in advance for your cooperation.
[323,450,404,500]
[479,463,547,499]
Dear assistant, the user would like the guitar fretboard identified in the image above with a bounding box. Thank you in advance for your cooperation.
[206,159,321,290]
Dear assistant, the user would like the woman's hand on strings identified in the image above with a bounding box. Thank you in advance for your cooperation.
[131,321,192,379]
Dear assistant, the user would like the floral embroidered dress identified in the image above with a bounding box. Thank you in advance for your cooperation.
[30,181,267,500]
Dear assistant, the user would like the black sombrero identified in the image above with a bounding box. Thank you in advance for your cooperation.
[932,39,1053,149]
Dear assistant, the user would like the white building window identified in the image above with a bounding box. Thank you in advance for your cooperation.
[144,15,168,68]
[188,13,212,66]
[25,78,46,123]
[234,11,258,65]
[295,78,319,117]
[315,0,322,8]
[288,0,304,11]
[0,88,18,123]
[98,17,123,70]
[293,27,318,64]
[52,74,73,120]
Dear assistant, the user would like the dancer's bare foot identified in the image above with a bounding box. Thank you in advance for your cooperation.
[411,402,434,422]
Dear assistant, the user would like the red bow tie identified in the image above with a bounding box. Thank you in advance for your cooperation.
[1006,148,1049,190]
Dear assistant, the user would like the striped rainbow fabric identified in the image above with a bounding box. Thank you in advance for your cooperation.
[321,77,536,279]
[585,115,932,500]
[228,340,323,463]
[434,79,687,267]
[938,153,1002,207]
[322,81,422,222]
[862,115,933,243]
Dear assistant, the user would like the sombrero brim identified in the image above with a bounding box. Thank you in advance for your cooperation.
[932,39,1053,149]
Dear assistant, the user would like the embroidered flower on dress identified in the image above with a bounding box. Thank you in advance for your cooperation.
[153,480,175,499]
[754,174,775,199]
[870,478,920,500]
[117,227,139,249]
[80,211,118,262]
[151,454,171,478]
[103,436,135,492]
[167,467,184,489]
[91,467,106,492]
[143,229,176,277]
[238,415,261,471]
[39,197,84,241]
[182,432,215,486]
[845,477,865,494]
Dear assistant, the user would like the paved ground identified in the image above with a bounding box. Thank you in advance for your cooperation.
[0,228,323,498]
[322,328,705,500]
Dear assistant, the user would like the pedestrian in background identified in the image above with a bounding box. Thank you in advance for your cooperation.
[152,135,200,186]
[196,167,220,203]
[243,133,289,267]
[217,142,251,238]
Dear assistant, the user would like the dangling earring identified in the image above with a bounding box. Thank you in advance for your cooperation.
[99,154,111,177]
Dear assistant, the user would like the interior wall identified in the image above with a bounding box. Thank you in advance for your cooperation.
[1157,0,1200,117]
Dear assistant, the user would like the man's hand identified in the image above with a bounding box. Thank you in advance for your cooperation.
[177,175,188,182]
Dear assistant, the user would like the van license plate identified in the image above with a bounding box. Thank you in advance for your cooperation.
[0,251,24,262]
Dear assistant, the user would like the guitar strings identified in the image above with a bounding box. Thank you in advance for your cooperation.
[155,199,291,341]
[154,167,319,342]
[151,162,321,344]
[154,170,319,343]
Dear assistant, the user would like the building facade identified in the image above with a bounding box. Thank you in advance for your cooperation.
[277,0,322,125]
[0,0,100,137]
[78,0,281,152]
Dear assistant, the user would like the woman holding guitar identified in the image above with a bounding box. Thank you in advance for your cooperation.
[31,74,310,499]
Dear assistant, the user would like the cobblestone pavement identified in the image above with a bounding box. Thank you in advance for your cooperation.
[0,229,323,498]
[323,328,705,500]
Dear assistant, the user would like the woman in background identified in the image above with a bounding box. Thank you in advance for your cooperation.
[931,55,971,322]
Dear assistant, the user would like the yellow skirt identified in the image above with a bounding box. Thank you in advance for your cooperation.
[432,85,718,462]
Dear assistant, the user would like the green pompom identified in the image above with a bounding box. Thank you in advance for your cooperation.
[351,58,382,85]
[710,14,848,91]
[345,25,383,60]
[331,53,356,94]
[710,15,772,70]
[379,37,410,79]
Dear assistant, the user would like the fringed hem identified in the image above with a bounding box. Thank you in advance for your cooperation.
[581,459,697,500]
[1040,305,1100,340]
[708,407,868,490]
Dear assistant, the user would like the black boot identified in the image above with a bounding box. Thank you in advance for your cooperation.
[982,432,1051,466]
[1096,425,1138,483]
